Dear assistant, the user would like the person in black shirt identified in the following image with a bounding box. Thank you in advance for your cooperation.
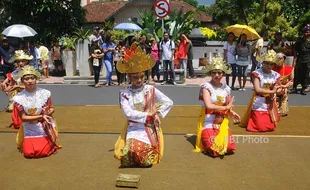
[89,39,104,88]
[291,25,310,95]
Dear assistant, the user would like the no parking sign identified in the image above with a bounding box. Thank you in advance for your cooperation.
[154,0,170,18]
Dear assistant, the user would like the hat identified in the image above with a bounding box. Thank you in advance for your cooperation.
[257,50,279,64]
[9,50,33,63]
[116,43,155,74]
[14,65,41,80]
[93,26,100,30]
[149,37,155,41]
[275,29,282,35]
[303,24,310,32]
[202,56,232,74]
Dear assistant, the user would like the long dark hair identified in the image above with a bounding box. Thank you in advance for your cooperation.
[238,34,247,46]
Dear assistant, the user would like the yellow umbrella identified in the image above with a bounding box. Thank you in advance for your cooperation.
[225,24,260,40]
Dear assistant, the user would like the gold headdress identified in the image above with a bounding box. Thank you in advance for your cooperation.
[202,56,232,74]
[14,65,41,80]
[9,50,33,63]
[116,43,155,73]
[256,50,279,64]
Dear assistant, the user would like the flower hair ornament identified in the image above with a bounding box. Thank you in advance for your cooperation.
[116,43,155,74]
[9,50,33,63]
[14,65,41,80]
[256,50,279,64]
[202,56,232,74]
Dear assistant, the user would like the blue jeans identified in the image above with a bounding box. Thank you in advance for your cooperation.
[163,60,175,82]
[104,60,112,83]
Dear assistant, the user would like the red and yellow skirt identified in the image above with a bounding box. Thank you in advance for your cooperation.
[201,128,235,157]
[121,138,156,167]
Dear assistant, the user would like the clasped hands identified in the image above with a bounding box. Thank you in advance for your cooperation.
[41,106,52,124]
[147,108,161,125]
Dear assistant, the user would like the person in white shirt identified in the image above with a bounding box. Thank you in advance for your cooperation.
[114,43,173,167]
[223,32,237,90]
[159,32,176,85]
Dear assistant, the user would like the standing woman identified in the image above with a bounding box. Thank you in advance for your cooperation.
[273,53,294,116]
[90,39,104,88]
[114,40,125,85]
[194,56,240,158]
[240,50,281,132]
[114,44,173,167]
[13,65,61,158]
[236,34,251,91]
[102,34,116,87]
[223,32,237,90]
[150,37,161,82]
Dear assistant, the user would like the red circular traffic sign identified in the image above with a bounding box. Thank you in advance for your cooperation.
[154,0,170,18]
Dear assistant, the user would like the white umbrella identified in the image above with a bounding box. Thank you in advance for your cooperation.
[114,23,142,31]
[2,24,37,38]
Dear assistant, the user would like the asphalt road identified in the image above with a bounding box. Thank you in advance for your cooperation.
[0,84,309,110]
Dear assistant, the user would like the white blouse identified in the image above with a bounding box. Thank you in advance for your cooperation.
[199,82,231,129]
[13,88,54,138]
[252,68,280,111]
[119,85,173,144]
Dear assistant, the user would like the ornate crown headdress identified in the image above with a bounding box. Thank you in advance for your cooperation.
[14,65,41,80]
[9,50,33,63]
[116,43,155,74]
[202,56,232,74]
[256,50,279,64]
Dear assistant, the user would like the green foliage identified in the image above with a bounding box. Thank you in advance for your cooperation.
[133,8,199,42]
[60,37,77,51]
[110,30,128,43]
[248,1,298,40]
[73,27,92,40]
[1,0,85,43]
[131,9,161,41]
[166,8,200,41]
[103,21,115,33]
[207,0,303,40]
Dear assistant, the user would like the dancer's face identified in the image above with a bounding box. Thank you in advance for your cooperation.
[263,61,275,73]
[22,74,37,92]
[16,60,28,68]
[130,72,145,88]
[210,69,224,82]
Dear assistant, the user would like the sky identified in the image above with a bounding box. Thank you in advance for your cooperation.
[197,0,215,5]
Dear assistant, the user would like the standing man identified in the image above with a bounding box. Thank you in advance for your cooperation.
[177,34,190,79]
[89,26,101,44]
[187,38,195,79]
[291,24,310,95]
[0,38,14,78]
[268,30,286,53]
[160,32,176,85]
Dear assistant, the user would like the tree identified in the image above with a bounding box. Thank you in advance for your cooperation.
[2,0,86,43]
[206,0,255,26]
[248,1,298,39]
